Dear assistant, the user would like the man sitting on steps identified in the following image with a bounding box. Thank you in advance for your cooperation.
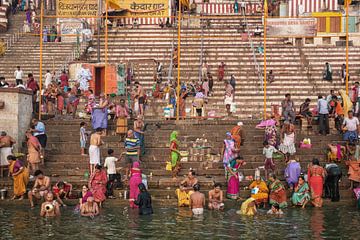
[281,94,296,124]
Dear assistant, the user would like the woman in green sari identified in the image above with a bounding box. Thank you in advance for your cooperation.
[268,173,288,209]
[169,131,181,179]
[291,175,311,208]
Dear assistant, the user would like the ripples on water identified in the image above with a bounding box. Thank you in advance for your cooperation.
[0,203,359,240]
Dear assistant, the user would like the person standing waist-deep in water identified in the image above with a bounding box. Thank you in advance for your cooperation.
[134,183,153,215]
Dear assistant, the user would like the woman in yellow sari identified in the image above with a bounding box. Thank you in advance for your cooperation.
[339,90,352,117]
[249,176,269,206]
[237,197,257,216]
[8,155,29,200]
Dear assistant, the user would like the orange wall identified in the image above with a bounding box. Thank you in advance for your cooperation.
[82,63,117,95]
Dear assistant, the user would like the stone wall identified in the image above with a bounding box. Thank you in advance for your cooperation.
[0,88,33,152]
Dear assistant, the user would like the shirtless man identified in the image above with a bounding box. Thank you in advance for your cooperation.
[81,196,99,218]
[208,183,224,210]
[40,192,61,217]
[89,128,104,175]
[135,81,145,115]
[0,131,16,169]
[180,170,198,192]
[176,170,198,207]
[28,170,51,208]
[190,184,205,215]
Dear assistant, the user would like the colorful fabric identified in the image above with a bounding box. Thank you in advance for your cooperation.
[239,197,257,216]
[226,163,240,199]
[339,90,352,118]
[9,160,29,197]
[284,160,301,187]
[308,165,325,207]
[89,170,107,203]
[81,191,93,204]
[91,108,108,130]
[175,188,193,207]
[269,179,288,208]
[249,180,269,204]
[116,117,128,134]
[264,125,277,147]
[346,160,360,182]
[134,132,145,156]
[129,165,142,208]
[292,183,311,206]
[125,137,140,155]
[223,139,236,166]
[230,126,242,149]
[27,136,41,164]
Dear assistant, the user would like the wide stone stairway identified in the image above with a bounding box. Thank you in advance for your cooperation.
[0,11,81,83]
[89,16,360,118]
[2,118,349,204]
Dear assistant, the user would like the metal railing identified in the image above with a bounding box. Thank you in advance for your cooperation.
[242,11,263,92]
[3,27,24,51]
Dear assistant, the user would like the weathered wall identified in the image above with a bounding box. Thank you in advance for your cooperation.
[0,88,33,152]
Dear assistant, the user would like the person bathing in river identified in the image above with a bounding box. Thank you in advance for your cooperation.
[53,181,73,207]
[208,183,224,210]
[28,170,51,208]
[81,196,99,218]
[175,170,198,207]
[134,183,153,215]
[190,184,205,215]
[40,192,61,217]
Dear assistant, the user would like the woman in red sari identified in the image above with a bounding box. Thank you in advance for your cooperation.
[89,164,107,207]
[308,158,326,207]
[129,161,142,208]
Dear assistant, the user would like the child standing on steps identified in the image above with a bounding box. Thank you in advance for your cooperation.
[80,122,88,156]
[104,149,119,199]
[263,141,278,179]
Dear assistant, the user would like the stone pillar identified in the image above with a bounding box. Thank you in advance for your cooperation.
[0,88,33,152]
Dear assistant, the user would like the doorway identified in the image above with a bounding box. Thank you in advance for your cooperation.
[95,66,105,95]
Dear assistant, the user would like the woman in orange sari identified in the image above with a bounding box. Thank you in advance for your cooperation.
[8,155,29,200]
[89,164,108,207]
[308,158,326,207]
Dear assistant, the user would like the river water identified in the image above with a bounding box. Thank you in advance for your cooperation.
[0,202,359,239]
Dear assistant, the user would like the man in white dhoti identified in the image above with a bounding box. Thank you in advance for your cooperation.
[89,128,104,175]
[0,131,16,177]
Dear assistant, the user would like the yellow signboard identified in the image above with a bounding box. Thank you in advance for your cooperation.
[109,0,169,17]
[57,0,98,17]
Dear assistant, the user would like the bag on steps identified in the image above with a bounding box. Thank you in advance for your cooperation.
[165,161,172,171]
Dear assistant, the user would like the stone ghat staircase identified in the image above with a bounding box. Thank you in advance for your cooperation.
[1,118,352,202]
[0,12,81,83]
[88,17,359,118]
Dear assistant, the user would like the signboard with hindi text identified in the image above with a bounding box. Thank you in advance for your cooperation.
[112,0,169,17]
[266,18,317,37]
[56,0,98,17]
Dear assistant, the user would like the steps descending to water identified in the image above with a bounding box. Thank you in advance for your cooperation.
[1,118,351,201]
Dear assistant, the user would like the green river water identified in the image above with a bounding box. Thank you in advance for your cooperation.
[0,202,359,239]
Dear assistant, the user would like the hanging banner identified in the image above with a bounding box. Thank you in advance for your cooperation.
[266,18,317,37]
[108,0,169,17]
[57,0,98,17]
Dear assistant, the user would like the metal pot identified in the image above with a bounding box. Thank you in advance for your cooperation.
[0,189,7,200]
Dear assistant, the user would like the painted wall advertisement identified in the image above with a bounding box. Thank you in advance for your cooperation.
[266,18,317,37]
[57,0,98,17]
[109,0,169,17]
[59,19,83,42]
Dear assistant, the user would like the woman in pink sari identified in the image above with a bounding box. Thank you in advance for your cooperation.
[308,158,326,207]
[89,164,107,207]
[226,157,246,199]
[129,162,142,208]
